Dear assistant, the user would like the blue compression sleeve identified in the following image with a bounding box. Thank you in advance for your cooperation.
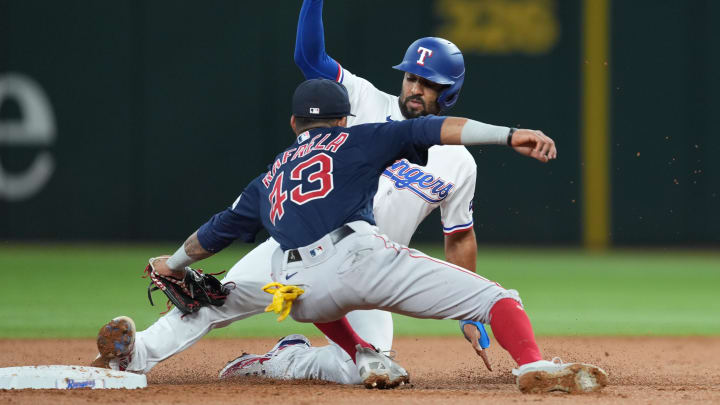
[459,320,491,349]
[294,0,341,80]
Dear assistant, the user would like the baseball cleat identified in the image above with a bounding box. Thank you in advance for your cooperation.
[355,344,409,389]
[266,334,311,355]
[513,357,608,394]
[90,316,136,371]
[218,353,272,379]
[218,334,310,379]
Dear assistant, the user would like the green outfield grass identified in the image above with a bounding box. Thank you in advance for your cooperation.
[1,243,718,338]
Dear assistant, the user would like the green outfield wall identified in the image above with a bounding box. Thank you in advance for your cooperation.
[1,0,718,246]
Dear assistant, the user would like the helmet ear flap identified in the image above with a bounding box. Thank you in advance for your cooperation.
[438,92,456,111]
[437,76,464,112]
[441,92,458,109]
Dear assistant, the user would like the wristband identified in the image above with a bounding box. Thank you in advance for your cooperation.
[165,245,195,271]
[459,320,491,349]
[460,120,511,145]
[507,128,517,146]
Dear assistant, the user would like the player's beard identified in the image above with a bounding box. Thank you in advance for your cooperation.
[399,95,424,118]
[398,95,438,119]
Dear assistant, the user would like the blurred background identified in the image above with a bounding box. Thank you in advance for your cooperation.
[0,1,718,338]
[1,0,718,247]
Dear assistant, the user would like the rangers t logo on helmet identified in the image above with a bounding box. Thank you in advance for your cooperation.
[393,37,465,112]
[416,47,433,65]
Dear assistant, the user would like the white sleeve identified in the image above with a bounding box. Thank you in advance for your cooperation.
[339,68,391,123]
[440,166,476,235]
[338,68,368,105]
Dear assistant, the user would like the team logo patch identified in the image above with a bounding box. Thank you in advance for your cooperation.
[416,46,433,65]
[309,245,324,257]
[297,131,310,143]
[65,379,97,389]
[309,107,320,114]
[382,159,454,203]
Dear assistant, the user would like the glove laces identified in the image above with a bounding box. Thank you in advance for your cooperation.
[142,262,227,316]
[262,282,305,322]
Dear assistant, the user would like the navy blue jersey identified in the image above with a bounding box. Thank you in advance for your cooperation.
[197,116,445,251]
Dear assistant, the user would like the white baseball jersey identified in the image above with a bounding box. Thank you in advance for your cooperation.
[341,69,477,245]
[124,69,480,384]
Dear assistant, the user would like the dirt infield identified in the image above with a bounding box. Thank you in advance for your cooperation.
[1,336,719,404]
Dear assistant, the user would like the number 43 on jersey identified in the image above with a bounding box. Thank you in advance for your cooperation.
[269,153,334,225]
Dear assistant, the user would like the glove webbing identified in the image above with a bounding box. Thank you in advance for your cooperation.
[143,265,226,314]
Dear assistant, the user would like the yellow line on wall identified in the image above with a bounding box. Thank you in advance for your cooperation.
[582,0,610,250]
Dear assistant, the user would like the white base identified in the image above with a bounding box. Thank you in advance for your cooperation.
[0,365,147,389]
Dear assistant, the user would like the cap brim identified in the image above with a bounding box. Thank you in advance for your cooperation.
[294,113,355,118]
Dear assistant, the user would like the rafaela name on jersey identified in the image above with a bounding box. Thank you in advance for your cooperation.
[261,131,349,189]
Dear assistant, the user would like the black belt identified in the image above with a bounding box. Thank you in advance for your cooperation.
[287,225,355,263]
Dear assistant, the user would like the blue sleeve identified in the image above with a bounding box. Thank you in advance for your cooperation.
[197,177,264,252]
[294,0,342,80]
[356,116,446,169]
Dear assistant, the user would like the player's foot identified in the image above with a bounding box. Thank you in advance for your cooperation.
[218,353,272,378]
[513,357,608,394]
[90,316,136,371]
[355,344,409,389]
[218,334,310,379]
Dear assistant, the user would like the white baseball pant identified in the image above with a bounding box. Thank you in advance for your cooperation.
[273,221,517,324]
[261,221,521,384]
[126,237,394,382]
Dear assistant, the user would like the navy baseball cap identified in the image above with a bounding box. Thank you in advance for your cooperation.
[292,79,355,118]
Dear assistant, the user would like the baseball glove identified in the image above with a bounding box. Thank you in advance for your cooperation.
[144,259,229,315]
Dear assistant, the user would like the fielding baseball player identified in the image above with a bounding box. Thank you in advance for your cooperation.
[90,4,607,393]
[90,3,508,382]
[97,78,606,393]
[94,77,607,393]
[216,0,496,384]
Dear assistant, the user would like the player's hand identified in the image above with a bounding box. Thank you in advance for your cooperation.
[462,323,493,371]
[149,255,185,279]
[510,129,557,163]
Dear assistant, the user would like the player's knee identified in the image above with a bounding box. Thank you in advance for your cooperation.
[489,289,523,311]
[479,288,524,323]
[500,288,523,307]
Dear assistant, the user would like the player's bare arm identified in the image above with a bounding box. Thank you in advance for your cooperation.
[151,231,214,279]
[440,117,557,163]
[444,229,477,271]
[444,229,493,370]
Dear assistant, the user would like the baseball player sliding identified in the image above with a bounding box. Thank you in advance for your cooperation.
[90,1,607,393]
[90,2,509,380]
[96,77,606,393]
[216,0,496,384]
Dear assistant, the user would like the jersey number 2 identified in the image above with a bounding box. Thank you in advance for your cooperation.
[269,153,334,225]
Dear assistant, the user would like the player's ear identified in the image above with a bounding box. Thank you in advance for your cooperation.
[290,115,297,134]
[338,116,348,127]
